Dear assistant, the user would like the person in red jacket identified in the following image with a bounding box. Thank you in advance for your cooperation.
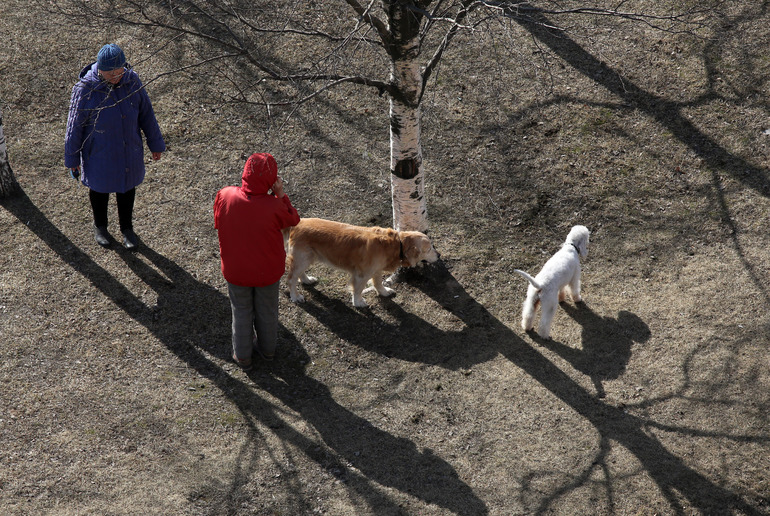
[214,153,300,370]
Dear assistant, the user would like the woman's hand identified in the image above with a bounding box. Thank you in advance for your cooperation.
[272,177,285,198]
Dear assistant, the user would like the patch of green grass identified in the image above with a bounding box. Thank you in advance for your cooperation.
[580,108,615,135]
[217,412,242,427]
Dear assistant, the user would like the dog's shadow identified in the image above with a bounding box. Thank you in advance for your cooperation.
[286,270,498,369]
[540,303,651,398]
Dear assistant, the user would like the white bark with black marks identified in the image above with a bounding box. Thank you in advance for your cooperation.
[389,55,426,232]
[387,2,427,233]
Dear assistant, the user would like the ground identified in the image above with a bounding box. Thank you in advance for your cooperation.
[1,1,769,515]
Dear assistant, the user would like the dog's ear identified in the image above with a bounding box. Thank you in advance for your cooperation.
[400,235,424,267]
[579,238,588,258]
[576,227,589,257]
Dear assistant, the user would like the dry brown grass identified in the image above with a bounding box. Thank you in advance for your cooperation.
[1,1,769,514]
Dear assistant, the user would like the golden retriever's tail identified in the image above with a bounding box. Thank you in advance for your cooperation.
[282,226,293,251]
[514,269,542,290]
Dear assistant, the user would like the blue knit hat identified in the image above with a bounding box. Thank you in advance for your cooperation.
[97,44,126,71]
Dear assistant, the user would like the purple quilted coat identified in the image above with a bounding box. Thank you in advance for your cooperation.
[65,62,165,193]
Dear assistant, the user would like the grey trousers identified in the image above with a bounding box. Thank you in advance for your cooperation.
[227,281,280,360]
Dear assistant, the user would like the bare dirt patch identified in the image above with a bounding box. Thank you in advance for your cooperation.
[1,1,768,515]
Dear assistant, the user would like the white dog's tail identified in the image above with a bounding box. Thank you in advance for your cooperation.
[514,269,542,290]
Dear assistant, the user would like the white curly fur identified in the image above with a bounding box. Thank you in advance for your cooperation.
[514,225,590,340]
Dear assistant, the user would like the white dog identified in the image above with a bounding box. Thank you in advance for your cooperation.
[514,225,590,339]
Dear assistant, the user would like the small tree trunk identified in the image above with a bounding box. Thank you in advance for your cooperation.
[389,64,427,233]
[0,106,19,197]
[387,2,428,233]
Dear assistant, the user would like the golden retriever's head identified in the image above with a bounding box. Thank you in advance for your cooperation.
[400,232,440,267]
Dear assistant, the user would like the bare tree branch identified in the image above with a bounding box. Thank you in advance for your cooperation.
[343,0,392,46]
[482,1,717,34]
[422,0,479,99]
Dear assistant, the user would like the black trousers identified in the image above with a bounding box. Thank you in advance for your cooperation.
[89,188,136,232]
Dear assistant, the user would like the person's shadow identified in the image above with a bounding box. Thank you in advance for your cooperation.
[541,304,651,398]
[1,188,488,515]
[118,241,234,361]
[247,330,488,515]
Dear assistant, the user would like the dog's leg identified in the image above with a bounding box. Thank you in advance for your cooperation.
[286,253,302,303]
[537,298,558,339]
[569,268,582,303]
[287,251,313,303]
[287,271,305,303]
[521,287,539,332]
[351,273,369,307]
[300,272,318,286]
[371,273,396,298]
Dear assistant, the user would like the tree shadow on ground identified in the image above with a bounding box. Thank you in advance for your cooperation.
[514,4,770,306]
[0,188,487,515]
[249,334,488,515]
[516,5,770,196]
[407,261,766,514]
[290,258,766,512]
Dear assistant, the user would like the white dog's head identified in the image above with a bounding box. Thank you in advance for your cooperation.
[565,225,590,258]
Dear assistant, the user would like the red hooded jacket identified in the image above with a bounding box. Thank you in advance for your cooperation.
[214,153,300,287]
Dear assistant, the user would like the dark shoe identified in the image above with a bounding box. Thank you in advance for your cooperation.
[94,225,111,247]
[254,343,275,361]
[122,229,139,250]
[252,335,274,361]
[232,354,253,371]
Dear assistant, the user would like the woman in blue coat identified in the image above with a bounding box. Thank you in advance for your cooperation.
[65,43,165,249]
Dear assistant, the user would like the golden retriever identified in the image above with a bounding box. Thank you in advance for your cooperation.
[284,217,440,307]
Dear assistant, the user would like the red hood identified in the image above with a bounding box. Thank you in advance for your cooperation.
[241,153,277,195]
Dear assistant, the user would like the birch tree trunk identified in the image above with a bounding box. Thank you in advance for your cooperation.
[0,106,19,197]
[387,2,428,233]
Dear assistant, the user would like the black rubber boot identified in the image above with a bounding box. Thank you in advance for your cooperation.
[122,229,139,250]
[94,225,111,247]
